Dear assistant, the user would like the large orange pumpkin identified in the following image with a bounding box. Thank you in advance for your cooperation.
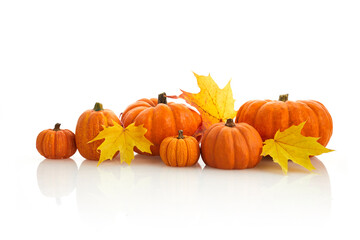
[121,93,202,156]
[235,94,333,147]
[160,130,200,167]
[201,119,263,170]
[75,102,120,160]
[36,123,77,159]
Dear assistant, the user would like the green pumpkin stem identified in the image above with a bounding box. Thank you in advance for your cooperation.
[158,92,167,104]
[53,123,61,131]
[93,102,104,111]
[225,119,236,127]
[279,94,289,102]
[177,130,184,139]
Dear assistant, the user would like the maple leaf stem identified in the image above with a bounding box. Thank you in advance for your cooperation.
[279,94,289,102]
[158,92,167,104]
[53,123,61,131]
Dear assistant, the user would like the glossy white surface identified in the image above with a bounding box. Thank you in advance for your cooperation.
[1,0,359,239]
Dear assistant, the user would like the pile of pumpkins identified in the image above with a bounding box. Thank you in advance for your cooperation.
[36,93,333,170]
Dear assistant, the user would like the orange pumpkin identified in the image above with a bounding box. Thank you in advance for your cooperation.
[121,93,201,156]
[235,94,333,147]
[201,119,263,170]
[160,130,200,167]
[36,123,77,159]
[75,102,120,160]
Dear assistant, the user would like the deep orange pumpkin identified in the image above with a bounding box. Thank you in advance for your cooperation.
[160,130,200,167]
[201,119,263,170]
[235,94,333,147]
[36,123,77,159]
[121,93,202,156]
[75,102,120,160]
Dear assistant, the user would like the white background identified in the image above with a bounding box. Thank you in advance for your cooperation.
[1,0,359,239]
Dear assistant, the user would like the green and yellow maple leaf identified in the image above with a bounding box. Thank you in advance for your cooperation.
[261,121,334,174]
[179,72,237,129]
[89,121,153,166]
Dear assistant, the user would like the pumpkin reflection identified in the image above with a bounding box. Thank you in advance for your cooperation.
[76,154,202,223]
[199,156,331,223]
[37,158,78,205]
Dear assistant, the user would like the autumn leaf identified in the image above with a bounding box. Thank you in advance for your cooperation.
[261,122,334,174]
[89,121,153,166]
[179,72,237,129]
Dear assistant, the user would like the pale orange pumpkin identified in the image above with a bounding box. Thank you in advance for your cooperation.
[235,94,333,147]
[36,123,77,159]
[121,93,201,156]
[75,102,120,160]
[201,119,263,170]
[160,130,200,167]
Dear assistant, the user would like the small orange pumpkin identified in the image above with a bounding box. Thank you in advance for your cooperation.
[201,119,263,170]
[160,130,200,167]
[36,123,77,159]
[121,93,202,156]
[235,94,333,147]
[75,102,120,160]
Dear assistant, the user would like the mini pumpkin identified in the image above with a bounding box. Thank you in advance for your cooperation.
[75,102,120,160]
[36,123,77,159]
[201,119,263,170]
[121,93,201,156]
[235,94,333,147]
[160,130,200,167]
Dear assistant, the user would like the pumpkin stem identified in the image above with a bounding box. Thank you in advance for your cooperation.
[158,92,167,104]
[93,102,104,111]
[177,130,184,139]
[225,119,236,127]
[53,123,61,131]
[279,94,289,102]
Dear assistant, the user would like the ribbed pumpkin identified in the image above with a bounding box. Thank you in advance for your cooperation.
[160,130,200,167]
[121,93,202,156]
[201,119,263,170]
[235,94,333,147]
[36,123,77,159]
[75,102,120,160]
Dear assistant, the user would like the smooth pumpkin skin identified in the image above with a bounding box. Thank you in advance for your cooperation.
[201,120,263,170]
[121,96,201,156]
[160,131,200,167]
[75,103,120,160]
[235,96,333,147]
[36,124,77,159]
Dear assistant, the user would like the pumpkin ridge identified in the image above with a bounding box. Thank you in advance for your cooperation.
[255,102,273,140]
[167,104,179,134]
[236,126,250,169]
[236,100,253,122]
[163,139,172,166]
[216,126,234,169]
[300,100,331,146]
[248,100,269,126]
[302,101,321,140]
[62,130,70,158]
[201,124,220,167]
[185,137,192,166]
[167,139,177,166]
[55,131,61,158]
[41,132,48,158]
[285,101,291,131]
[52,131,57,158]
[210,124,225,167]
[37,131,46,157]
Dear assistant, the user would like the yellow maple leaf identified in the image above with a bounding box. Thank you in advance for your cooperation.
[261,121,334,174]
[89,121,153,166]
[180,72,237,129]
